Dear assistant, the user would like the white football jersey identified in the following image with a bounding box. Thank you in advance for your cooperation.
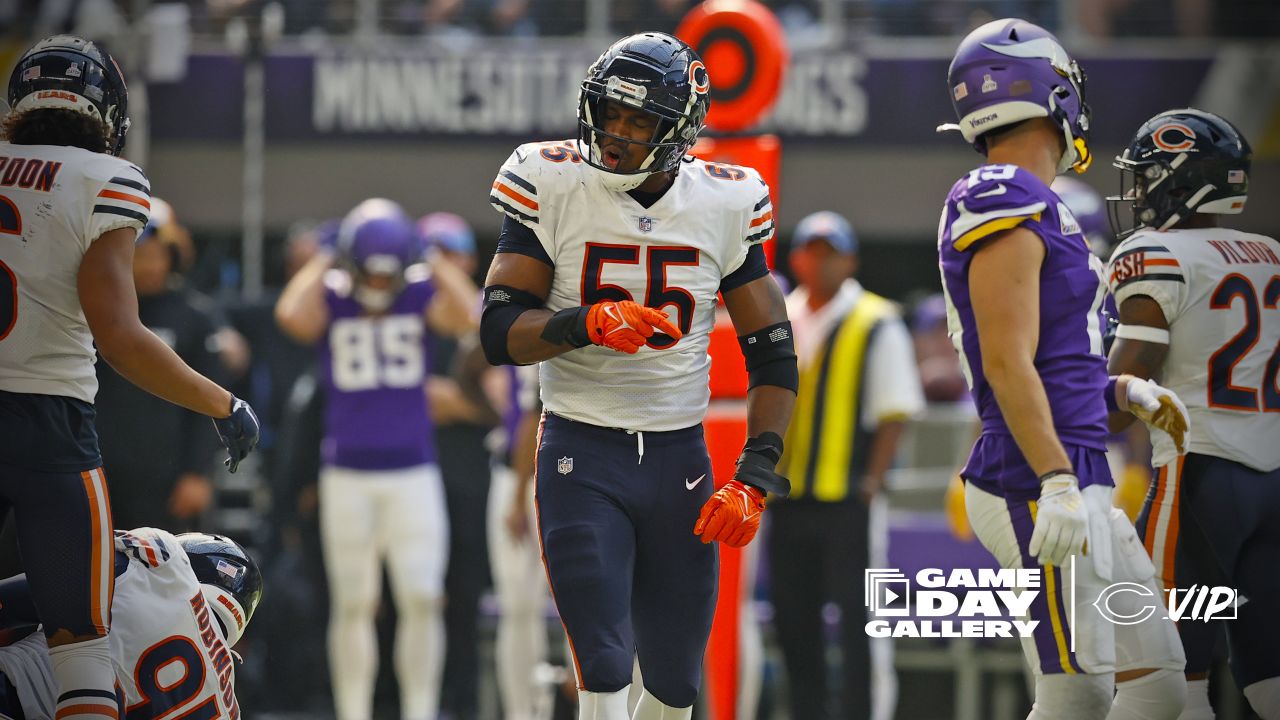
[1107,227,1280,471]
[110,528,242,719]
[490,140,774,432]
[0,529,241,719]
[0,142,150,403]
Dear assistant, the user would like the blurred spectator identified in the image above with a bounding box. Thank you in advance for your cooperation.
[1052,176,1114,259]
[909,293,970,404]
[420,211,478,276]
[95,198,228,531]
[418,212,496,720]
[772,211,923,720]
[485,363,549,720]
[226,220,331,481]
[612,0,692,35]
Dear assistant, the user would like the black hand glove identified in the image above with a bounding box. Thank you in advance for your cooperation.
[734,432,791,497]
[213,395,261,473]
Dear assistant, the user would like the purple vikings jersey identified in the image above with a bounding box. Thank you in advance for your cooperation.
[319,267,437,470]
[938,164,1112,499]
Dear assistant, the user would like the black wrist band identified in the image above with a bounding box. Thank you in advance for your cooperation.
[743,431,784,467]
[540,307,591,348]
[1038,469,1075,484]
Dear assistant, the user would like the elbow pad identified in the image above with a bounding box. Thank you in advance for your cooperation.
[738,321,799,393]
[481,285,543,366]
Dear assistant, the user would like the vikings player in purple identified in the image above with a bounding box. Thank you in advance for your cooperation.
[275,199,477,720]
[937,19,1190,720]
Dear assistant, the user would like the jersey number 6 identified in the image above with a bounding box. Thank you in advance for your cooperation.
[0,194,21,342]
[581,243,698,350]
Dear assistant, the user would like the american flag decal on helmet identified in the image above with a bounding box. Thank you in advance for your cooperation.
[217,558,244,580]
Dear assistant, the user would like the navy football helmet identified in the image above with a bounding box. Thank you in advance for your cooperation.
[178,533,263,647]
[337,198,421,312]
[1109,108,1251,238]
[577,32,710,191]
[6,35,131,156]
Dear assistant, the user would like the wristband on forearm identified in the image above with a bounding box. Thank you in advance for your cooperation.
[1105,376,1121,413]
[1038,469,1075,485]
[743,431,784,467]
[539,306,592,348]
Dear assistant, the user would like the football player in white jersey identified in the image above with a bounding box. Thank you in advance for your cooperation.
[479,32,797,720]
[1106,109,1280,720]
[0,37,259,720]
[0,529,262,720]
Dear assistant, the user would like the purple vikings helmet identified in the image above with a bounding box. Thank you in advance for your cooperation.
[337,198,421,312]
[939,19,1092,175]
[1052,176,1113,257]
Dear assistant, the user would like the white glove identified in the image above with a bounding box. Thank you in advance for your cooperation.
[1124,378,1190,454]
[1029,473,1089,566]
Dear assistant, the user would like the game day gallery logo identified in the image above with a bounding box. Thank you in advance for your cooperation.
[865,563,1238,643]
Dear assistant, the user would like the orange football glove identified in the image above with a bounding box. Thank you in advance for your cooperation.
[693,480,766,547]
[585,300,682,353]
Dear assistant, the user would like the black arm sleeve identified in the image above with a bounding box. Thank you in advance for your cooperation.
[720,243,770,293]
[496,216,553,267]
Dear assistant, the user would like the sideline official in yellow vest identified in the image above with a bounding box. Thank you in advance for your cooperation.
[768,212,924,720]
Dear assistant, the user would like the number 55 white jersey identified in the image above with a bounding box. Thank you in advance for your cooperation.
[490,140,775,432]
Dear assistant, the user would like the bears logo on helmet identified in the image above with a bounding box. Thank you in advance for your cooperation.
[177,533,263,647]
[6,35,131,156]
[1109,108,1251,238]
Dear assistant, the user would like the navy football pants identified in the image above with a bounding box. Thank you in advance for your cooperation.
[535,412,717,708]
[0,391,114,642]
[1137,452,1280,688]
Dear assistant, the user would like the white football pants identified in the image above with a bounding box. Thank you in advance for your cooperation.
[488,465,550,720]
[321,464,448,720]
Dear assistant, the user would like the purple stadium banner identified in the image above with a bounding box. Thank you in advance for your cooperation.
[147,48,1212,145]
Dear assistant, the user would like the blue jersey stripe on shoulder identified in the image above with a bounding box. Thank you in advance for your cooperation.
[753,195,771,212]
[93,205,148,224]
[501,170,536,194]
[490,195,537,224]
[109,176,150,194]
[1114,273,1186,291]
[746,223,774,243]
[1112,245,1168,262]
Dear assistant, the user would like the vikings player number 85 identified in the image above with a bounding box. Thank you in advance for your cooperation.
[329,316,426,392]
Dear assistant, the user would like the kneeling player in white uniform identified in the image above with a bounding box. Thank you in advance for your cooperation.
[1106,109,1280,720]
[0,529,262,720]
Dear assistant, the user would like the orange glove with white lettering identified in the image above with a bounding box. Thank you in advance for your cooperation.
[693,480,766,547]
[585,300,682,353]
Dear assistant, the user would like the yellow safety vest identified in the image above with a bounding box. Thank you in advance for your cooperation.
[780,292,896,502]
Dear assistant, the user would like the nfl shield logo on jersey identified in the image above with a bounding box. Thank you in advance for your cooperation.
[638,216,654,233]
[557,456,574,475]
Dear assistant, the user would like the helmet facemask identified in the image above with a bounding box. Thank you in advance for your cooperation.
[1106,108,1251,239]
[351,254,407,313]
[575,33,709,193]
[1047,60,1092,174]
[578,81,693,192]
